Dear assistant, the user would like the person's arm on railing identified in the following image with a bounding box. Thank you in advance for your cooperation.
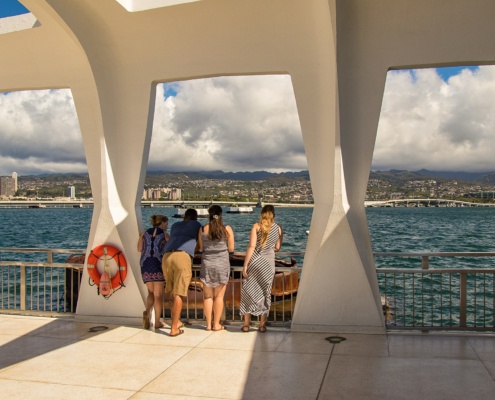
[226,225,235,253]
[274,225,283,253]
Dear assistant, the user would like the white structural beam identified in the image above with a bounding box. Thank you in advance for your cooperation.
[1,0,494,331]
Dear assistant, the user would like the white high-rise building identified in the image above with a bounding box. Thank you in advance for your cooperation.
[11,172,17,192]
[68,186,76,198]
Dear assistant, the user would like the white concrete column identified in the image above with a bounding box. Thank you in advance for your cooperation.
[289,4,385,330]
[72,80,152,322]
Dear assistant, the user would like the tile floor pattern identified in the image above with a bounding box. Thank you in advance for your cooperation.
[0,314,494,399]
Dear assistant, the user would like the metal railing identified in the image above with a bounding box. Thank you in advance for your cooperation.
[0,248,85,314]
[0,248,300,325]
[2,248,495,332]
[376,252,495,331]
[171,263,300,326]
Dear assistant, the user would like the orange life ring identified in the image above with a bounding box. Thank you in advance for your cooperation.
[87,244,127,289]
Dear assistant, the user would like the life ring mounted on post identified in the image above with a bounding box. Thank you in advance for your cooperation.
[87,244,127,298]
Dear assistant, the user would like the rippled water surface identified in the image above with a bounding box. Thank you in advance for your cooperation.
[1,206,494,266]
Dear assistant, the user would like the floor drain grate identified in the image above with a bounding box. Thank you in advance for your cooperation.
[88,326,109,333]
[325,336,346,344]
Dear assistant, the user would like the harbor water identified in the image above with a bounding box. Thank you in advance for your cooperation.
[1,206,495,267]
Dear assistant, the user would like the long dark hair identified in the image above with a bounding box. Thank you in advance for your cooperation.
[208,205,228,240]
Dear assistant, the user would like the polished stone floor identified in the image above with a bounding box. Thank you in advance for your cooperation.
[1,314,495,399]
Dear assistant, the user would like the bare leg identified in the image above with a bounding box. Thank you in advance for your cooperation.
[170,294,183,336]
[203,286,213,330]
[144,282,154,323]
[212,284,226,330]
[242,313,251,332]
[152,281,164,327]
[259,314,267,332]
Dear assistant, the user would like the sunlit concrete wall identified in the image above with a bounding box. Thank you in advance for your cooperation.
[1,0,494,330]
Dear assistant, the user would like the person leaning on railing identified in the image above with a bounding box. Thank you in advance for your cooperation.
[162,209,202,337]
[240,204,283,333]
[197,205,235,331]
[138,214,169,330]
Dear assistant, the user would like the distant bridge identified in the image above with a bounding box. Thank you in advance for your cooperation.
[365,199,495,208]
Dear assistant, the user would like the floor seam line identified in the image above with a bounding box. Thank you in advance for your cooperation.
[315,343,335,400]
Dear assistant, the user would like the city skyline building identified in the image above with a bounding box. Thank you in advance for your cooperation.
[142,187,182,200]
[0,176,15,197]
[67,185,75,198]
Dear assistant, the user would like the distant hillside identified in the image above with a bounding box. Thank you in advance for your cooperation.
[18,169,495,186]
[146,170,310,183]
[414,169,494,181]
[370,169,495,186]
[476,173,495,185]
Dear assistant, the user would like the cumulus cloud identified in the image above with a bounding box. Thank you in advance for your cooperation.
[0,89,85,175]
[1,68,495,176]
[148,75,305,172]
[373,66,495,172]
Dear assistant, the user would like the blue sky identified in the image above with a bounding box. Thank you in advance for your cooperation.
[0,0,29,18]
[434,66,479,81]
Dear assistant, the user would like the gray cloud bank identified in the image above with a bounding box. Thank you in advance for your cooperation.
[1,69,494,176]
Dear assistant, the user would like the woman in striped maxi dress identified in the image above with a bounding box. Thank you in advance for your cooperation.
[240,204,283,332]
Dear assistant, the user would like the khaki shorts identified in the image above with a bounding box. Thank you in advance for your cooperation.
[162,251,192,297]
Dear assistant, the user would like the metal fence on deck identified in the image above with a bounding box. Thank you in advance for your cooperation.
[0,248,84,314]
[0,248,299,325]
[376,252,495,331]
[2,248,495,332]
[169,265,299,326]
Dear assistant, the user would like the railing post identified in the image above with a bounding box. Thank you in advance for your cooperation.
[47,251,53,264]
[422,256,429,270]
[20,263,26,311]
[459,272,467,327]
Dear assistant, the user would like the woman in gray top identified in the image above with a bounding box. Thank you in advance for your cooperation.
[198,205,235,331]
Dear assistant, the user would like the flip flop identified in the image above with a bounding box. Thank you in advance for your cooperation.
[213,325,226,331]
[170,329,184,337]
[154,322,166,329]
[258,326,267,333]
[241,325,250,333]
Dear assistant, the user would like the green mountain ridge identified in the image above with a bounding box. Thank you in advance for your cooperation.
[15,169,495,187]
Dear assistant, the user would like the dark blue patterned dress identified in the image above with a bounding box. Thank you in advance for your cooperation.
[140,227,167,283]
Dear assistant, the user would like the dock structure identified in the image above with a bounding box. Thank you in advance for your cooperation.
[0,200,313,209]
[2,0,495,335]
[0,200,93,209]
